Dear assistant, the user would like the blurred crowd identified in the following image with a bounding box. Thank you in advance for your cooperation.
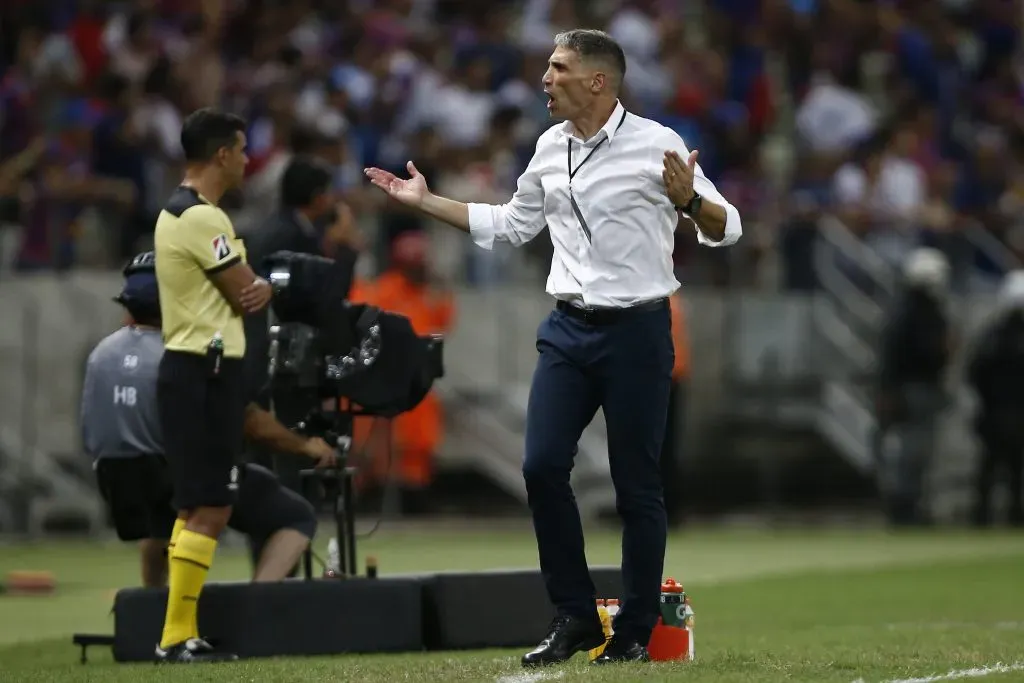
[0,0,1021,290]
[766,0,1024,292]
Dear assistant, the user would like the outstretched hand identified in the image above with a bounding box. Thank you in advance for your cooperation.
[364,161,429,208]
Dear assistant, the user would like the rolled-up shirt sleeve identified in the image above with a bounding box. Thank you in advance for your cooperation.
[654,129,742,248]
[467,136,549,250]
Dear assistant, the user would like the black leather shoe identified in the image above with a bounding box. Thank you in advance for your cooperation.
[521,614,606,667]
[592,634,650,664]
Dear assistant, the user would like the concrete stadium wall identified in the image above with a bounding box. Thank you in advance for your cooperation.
[0,273,737,465]
[0,272,1005,471]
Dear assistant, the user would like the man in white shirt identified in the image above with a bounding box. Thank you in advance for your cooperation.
[365,29,741,667]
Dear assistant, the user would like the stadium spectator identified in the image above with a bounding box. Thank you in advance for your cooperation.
[0,1,1020,287]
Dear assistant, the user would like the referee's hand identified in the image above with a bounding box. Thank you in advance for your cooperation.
[239,277,272,313]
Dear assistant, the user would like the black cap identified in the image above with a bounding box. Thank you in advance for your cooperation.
[114,251,159,310]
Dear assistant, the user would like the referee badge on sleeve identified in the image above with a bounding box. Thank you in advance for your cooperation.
[211,234,233,261]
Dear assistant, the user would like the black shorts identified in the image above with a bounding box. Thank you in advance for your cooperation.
[157,350,247,510]
[95,456,177,541]
[95,457,315,543]
[231,463,317,542]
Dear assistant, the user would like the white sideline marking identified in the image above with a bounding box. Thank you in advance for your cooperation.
[495,671,565,683]
[883,621,1024,632]
[852,662,1024,683]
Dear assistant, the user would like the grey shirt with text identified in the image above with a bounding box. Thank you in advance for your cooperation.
[80,326,164,459]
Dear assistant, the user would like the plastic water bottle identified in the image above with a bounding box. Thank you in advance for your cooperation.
[324,538,341,578]
[648,577,694,662]
[659,578,686,627]
[682,594,695,628]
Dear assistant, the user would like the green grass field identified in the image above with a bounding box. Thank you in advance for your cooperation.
[1,524,1023,682]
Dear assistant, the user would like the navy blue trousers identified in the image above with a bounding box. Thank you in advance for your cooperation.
[523,301,673,643]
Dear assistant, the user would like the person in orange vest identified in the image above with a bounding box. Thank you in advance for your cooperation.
[349,231,455,513]
[662,292,690,527]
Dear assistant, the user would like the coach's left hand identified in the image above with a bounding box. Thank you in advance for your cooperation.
[303,437,338,468]
[663,149,698,207]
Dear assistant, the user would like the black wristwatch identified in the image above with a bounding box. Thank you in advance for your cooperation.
[676,192,703,218]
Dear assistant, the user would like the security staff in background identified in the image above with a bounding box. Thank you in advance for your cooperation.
[876,247,953,527]
[81,252,336,591]
[966,270,1024,527]
[239,156,363,488]
[152,108,273,663]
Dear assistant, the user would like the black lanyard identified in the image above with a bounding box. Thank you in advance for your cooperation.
[567,109,628,180]
[567,110,627,244]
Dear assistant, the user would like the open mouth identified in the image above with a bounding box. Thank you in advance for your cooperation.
[545,92,555,110]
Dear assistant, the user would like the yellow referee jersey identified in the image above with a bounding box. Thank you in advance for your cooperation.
[154,186,247,359]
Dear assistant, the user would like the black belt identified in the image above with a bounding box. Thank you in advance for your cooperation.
[555,298,668,325]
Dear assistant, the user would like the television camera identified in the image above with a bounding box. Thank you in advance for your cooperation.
[262,251,445,578]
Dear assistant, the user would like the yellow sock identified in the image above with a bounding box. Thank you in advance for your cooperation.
[165,518,191,635]
[159,529,217,649]
[167,518,186,555]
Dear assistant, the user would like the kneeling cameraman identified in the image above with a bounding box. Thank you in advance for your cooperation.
[80,252,336,587]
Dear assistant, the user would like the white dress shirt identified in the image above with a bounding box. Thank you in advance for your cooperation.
[467,100,742,308]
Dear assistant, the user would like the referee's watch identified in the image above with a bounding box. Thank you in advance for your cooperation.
[676,192,703,218]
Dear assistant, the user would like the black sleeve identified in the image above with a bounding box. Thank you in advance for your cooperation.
[877,308,905,391]
[966,325,997,394]
[243,310,272,409]
[311,211,359,299]
[239,232,267,278]
[331,245,359,300]
[240,224,286,279]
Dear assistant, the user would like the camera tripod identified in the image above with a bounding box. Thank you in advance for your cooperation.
[297,404,359,580]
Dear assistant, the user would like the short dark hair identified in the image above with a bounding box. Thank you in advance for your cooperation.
[289,126,323,155]
[179,108,247,163]
[281,156,334,209]
[554,29,627,88]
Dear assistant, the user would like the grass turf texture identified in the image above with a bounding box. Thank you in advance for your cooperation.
[0,526,1022,682]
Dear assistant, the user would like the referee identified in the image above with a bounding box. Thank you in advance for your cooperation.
[81,251,334,590]
[153,108,272,663]
[365,30,741,666]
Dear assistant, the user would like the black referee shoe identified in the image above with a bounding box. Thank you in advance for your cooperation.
[155,637,238,663]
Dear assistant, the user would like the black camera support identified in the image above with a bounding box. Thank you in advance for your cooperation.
[298,406,359,580]
[264,251,445,580]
